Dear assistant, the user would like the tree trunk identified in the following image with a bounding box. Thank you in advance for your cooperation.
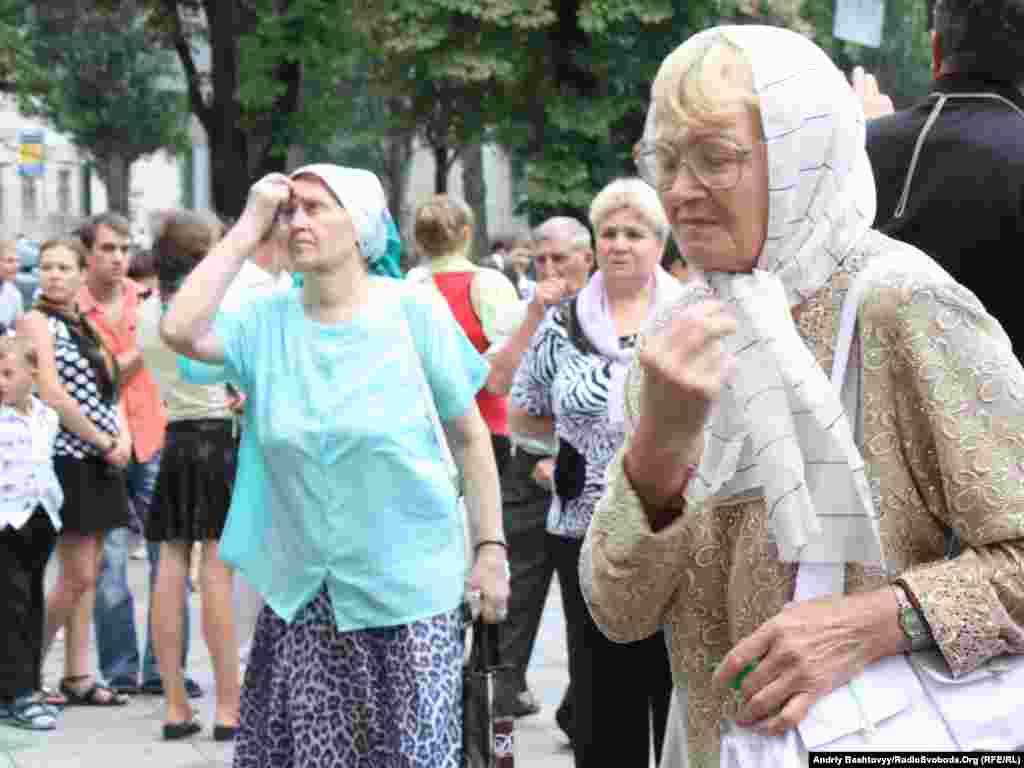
[203,1,250,217]
[461,141,489,264]
[94,151,132,216]
[433,144,449,193]
[207,123,251,218]
[383,130,414,270]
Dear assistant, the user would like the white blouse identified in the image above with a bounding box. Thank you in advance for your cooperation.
[0,396,63,531]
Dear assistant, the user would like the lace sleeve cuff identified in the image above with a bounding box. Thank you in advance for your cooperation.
[897,555,1016,678]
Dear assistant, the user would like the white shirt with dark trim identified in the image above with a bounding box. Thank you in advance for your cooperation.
[0,396,63,531]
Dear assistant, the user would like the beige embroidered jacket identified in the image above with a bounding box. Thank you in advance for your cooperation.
[581,232,1024,767]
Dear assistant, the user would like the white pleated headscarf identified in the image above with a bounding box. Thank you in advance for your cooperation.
[645,26,883,564]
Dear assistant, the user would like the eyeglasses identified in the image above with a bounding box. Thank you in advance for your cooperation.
[633,137,753,192]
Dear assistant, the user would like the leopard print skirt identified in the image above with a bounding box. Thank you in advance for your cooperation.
[233,586,464,768]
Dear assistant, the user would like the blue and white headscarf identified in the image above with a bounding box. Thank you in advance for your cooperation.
[289,164,402,278]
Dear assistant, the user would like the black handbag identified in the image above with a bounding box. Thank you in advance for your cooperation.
[462,615,515,768]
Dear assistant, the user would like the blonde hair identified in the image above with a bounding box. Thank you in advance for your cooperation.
[0,335,37,370]
[589,178,670,242]
[652,32,760,138]
[414,195,474,258]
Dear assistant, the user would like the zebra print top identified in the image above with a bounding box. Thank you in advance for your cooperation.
[510,300,636,539]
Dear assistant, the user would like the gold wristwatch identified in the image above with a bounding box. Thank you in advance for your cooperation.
[892,583,935,652]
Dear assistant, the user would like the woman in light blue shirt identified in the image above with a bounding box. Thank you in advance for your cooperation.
[161,165,509,767]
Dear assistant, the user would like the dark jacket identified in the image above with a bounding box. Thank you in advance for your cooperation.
[867,74,1024,348]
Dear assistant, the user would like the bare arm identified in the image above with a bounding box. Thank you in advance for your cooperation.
[487,279,568,396]
[444,404,503,547]
[161,173,290,362]
[486,308,543,395]
[17,311,115,451]
[443,403,509,623]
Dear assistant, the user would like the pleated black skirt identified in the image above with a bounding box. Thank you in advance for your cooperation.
[145,418,238,543]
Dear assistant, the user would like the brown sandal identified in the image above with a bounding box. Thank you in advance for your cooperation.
[59,675,129,707]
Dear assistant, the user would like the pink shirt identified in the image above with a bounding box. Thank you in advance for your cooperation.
[77,278,167,462]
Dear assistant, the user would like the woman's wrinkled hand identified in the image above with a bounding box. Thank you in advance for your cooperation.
[713,589,901,736]
[467,545,511,624]
[634,300,737,456]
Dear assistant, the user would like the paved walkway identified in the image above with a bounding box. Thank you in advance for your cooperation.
[2,554,575,767]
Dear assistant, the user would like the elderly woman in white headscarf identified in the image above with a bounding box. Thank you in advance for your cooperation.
[582,26,1024,767]
[161,165,509,766]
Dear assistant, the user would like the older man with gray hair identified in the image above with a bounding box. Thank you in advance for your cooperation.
[487,216,591,736]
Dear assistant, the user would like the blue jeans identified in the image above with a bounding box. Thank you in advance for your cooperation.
[94,452,191,686]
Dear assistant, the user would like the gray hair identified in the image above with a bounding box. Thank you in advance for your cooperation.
[533,216,593,252]
[589,178,670,242]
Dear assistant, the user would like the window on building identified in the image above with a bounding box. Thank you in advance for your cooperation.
[58,169,72,214]
[21,176,37,221]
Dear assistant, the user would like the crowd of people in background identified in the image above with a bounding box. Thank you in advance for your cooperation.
[1,0,1022,765]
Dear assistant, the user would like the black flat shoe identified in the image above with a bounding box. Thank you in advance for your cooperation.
[213,724,238,742]
[141,678,204,699]
[163,717,202,741]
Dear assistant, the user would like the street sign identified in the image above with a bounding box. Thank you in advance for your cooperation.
[17,129,46,177]
[834,0,886,48]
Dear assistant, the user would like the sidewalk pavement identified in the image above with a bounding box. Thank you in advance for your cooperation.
[2,554,574,768]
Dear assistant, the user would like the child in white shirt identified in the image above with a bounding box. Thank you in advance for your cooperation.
[0,335,63,730]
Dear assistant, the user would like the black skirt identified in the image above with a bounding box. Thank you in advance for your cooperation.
[53,455,132,535]
[145,419,238,543]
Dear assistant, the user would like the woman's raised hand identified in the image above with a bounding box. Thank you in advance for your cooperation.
[634,300,737,454]
[241,173,293,240]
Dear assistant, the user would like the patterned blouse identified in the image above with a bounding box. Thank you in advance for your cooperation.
[582,230,1024,766]
[48,315,120,459]
[510,300,636,539]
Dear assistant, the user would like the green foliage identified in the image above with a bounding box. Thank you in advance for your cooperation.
[20,0,932,225]
[803,0,933,108]
[356,0,550,169]
[508,0,705,223]
[234,0,362,155]
[11,1,189,168]
[0,0,43,91]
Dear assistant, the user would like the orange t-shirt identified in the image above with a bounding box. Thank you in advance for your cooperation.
[77,278,167,462]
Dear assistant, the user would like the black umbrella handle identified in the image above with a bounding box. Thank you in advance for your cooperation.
[470,617,502,672]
